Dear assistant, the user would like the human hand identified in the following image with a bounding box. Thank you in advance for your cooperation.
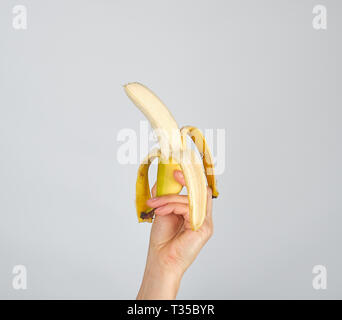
[137,170,213,300]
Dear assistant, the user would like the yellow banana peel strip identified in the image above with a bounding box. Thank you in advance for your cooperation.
[136,149,161,223]
[180,126,219,198]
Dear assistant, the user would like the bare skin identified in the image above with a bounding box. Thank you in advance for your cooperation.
[137,170,214,300]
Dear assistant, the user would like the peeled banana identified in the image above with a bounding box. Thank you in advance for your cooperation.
[124,82,218,231]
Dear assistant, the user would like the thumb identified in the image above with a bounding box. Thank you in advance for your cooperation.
[173,170,186,186]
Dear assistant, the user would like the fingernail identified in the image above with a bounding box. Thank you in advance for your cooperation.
[149,197,158,201]
[174,170,182,176]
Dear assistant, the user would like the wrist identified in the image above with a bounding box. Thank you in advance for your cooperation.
[137,263,182,300]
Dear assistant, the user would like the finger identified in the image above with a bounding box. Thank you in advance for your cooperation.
[151,182,157,198]
[173,170,186,186]
[154,203,189,218]
[146,194,189,207]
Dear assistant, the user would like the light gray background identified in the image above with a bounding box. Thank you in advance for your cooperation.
[0,0,341,299]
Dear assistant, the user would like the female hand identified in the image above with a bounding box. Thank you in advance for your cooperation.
[137,170,213,300]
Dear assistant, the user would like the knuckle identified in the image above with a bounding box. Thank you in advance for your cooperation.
[200,222,214,240]
[206,225,214,238]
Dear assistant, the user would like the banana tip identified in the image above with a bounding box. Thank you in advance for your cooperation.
[140,209,155,220]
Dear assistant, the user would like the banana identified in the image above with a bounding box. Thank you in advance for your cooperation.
[124,82,218,231]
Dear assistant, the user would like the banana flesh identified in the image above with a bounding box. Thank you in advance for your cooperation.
[125,82,218,231]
